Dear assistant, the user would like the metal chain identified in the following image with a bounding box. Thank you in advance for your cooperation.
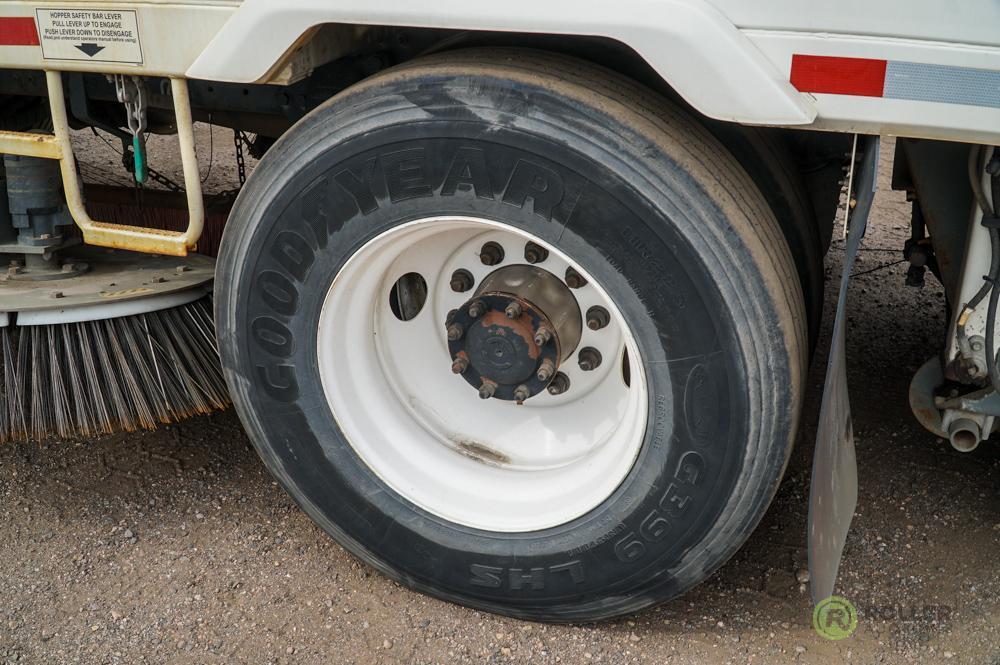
[234,130,248,187]
[144,165,184,193]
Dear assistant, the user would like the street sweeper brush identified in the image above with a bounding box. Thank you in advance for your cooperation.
[0,152,228,444]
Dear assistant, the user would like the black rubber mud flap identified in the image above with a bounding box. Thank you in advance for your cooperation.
[808,135,880,605]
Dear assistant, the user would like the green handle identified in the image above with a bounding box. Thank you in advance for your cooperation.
[132,134,147,184]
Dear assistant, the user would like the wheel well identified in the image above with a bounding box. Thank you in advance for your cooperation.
[288,25,849,265]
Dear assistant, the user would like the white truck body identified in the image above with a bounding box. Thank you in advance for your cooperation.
[0,0,999,143]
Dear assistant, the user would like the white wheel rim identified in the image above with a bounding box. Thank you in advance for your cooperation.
[317,217,647,532]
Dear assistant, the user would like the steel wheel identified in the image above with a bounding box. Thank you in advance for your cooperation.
[317,216,645,531]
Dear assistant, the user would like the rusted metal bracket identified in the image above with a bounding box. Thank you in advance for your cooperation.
[808,134,880,606]
[0,71,204,257]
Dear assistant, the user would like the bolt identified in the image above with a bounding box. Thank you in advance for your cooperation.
[478,381,496,400]
[533,326,553,347]
[446,309,458,325]
[547,372,571,396]
[61,263,75,273]
[565,267,587,289]
[586,306,610,331]
[536,358,556,382]
[176,265,191,274]
[450,269,474,293]
[50,291,64,299]
[152,276,167,284]
[447,323,464,341]
[480,242,505,266]
[467,300,486,318]
[578,347,603,371]
[513,384,531,404]
[451,356,469,374]
[7,265,23,275]
[505,302,522,319]
[524,242,549,264]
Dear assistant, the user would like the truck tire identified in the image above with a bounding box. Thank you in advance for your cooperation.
[702,122,825,355]
[216,49,807,622]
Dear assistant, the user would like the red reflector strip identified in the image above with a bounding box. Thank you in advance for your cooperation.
[790,55,887,98]
[0,17,39,46]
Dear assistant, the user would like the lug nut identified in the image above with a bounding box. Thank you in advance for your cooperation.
[524,242,549,264]
[547,372,571,396]
[513,384,531,404]
[586,306,610,331]
[578,347,603,371]
[536,358,555,382]
[565,267,587,289]
[447,323,464,341]
[480,242,505,266]
[467,300,486,318]
[478,381,496,400]
[504,302,522,319]
[533,326,553,347]
[451,356,469,374]
[446,309,458,324]
[450,269,474,293]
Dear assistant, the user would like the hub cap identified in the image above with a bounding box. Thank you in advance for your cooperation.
[317,217,647,531]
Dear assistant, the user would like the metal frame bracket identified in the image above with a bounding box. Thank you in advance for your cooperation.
[0,71,204,257]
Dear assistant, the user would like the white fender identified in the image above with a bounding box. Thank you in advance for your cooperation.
[186,0,817,126]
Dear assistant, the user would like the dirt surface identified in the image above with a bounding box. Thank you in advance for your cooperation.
[2,137,1000,665]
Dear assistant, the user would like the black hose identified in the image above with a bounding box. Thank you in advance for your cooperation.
[956,147,1000,369]
[982,148,1000,391]
[988,270,1000,391]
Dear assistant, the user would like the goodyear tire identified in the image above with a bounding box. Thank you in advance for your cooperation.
[216,50,807,622]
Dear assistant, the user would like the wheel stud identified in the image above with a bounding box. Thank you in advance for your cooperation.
[536,358,555,382]
[478,381,496,400]
[451,356,469,374]
[586,306,610,331]
[578,347,602,371]
[467,299,486,318]
[565,267,587,289]
[533,326,553,347]
[504,302,522,319]
[524,242,549,264]
[450,269,474,292]
[480,242,505,266]
[513,384,531,404]
[547,372,570,395]
[447,323,464,341]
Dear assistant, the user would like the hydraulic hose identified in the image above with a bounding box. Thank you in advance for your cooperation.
[984,149,1000,391]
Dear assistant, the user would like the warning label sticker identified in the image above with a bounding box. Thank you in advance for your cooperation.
[35,8,142,64]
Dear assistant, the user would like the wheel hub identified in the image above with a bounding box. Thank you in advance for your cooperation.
[446,265,582,403]
[448,292,560,402]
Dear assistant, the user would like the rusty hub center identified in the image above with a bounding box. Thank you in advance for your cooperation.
[446,265,582,403]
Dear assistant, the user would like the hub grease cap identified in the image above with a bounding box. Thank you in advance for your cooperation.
[447,292,560,401]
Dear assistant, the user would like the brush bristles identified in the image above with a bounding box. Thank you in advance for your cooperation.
[0,297,229,443]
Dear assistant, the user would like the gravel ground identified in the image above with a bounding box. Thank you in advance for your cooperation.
[2,136,999,664]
